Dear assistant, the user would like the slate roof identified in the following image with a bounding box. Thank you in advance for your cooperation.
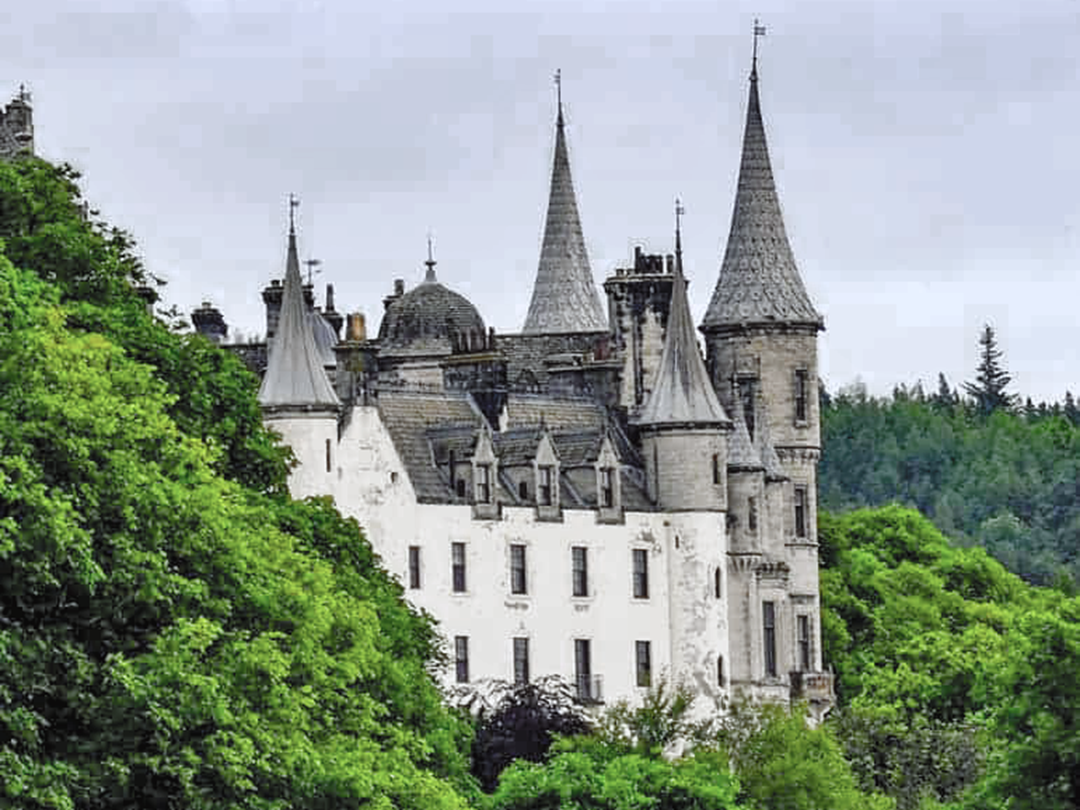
[258,220,340,409]
[702,67,823,331]
[636,253,730,429]
[754,388,788,482]
[503,392,606,431]
[378,268,487,358]
[727,405,764,472]
[522,101,607,334]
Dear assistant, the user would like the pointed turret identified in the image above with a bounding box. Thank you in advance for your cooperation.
[259,198,340,410]
[637,209,729,429]
[702,62,822,330]
[522,73,607,334]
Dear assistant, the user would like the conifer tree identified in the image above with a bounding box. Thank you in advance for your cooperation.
[964,324,1016,415]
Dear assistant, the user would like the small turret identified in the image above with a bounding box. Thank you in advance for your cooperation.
[192,300,229,344]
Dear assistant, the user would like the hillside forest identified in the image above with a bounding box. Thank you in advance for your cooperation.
[1,155,1077,809]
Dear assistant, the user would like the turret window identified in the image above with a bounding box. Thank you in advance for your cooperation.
[763,601,777,678]
[714,567,722,599]
[794,369,809,423]
[748,496,758,532]
[600,467,615,508]
[538,465,554,506]
[794,486,807,538]
[712,453,721,485]
[739,377,756,441]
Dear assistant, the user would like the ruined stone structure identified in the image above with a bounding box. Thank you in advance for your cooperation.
[201,57,833,717]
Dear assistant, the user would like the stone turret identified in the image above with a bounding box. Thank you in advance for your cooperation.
[521,76,607,334]
[0,85,34,159]
[258,197,340,497]
[635,213,731,702]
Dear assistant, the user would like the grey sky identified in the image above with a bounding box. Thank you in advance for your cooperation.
[4,0,1078,403]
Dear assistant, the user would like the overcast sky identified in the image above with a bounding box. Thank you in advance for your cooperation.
[3,0,1078,402]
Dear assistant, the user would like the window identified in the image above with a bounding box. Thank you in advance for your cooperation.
[518,480,528,500]
[748,496,758,533]
[797,614,811,672]
[574,639,594,702]
[454,635,469,683]
[572,546,589,597]
[408,545,421,589]
[538,466,554,506]
[717,655,725,686]
[794,369,809,423]
[600,468,615,508]
[739,378,756,440]
[632,549,649,599]
[714,567,722,599]
[635,640,652,687]
[510,544,527,595]
[325,438,332,473]
[513,637,530,685]
[455,478,466,498]
[712,453,721,485]
[763,601,777,678]
[476,464,492,503]
[794,486,807,538]
[451,542,466,593]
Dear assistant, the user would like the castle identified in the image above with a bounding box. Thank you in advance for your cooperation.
[196,54,833,716]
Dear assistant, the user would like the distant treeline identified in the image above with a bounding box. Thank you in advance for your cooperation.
[819,373,1080,586]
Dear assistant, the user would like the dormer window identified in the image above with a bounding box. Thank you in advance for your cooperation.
[476,464,492,503]
[538,465,554,506]
[595,437,623,524]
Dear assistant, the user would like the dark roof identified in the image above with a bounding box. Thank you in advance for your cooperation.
[503,392,606,431]
[702,68,823,331]
[378,272,486,358]
[522,101,607,334]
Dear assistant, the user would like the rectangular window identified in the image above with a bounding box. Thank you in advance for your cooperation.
[454,635,469,683]
[572,546,589,597]
[635,640,652,688]
[574,638,593,701]
[600,468,615,508]
[712,453,721,485]
[794,369,809,423]
[748,496,758,533]
[408,545,421,589]
[451,542,466,593]
[794,486,807,538]
[632,549,649,599]
[513,637,530,685]
[325,438,332,473]
[476,464,492,503]
[538,466,553,506]
[763,601,777,678]
[739,378,756,441]
[510,544,527,595]
[717,655,725,686]
[798,614,811,672]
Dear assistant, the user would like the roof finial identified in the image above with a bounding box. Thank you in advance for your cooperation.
[674,197,685,276]
[424,231,437,282]
[752,19,766,80]
[288,193,299,236]
[304,258,322,286]
[554,68,563,127]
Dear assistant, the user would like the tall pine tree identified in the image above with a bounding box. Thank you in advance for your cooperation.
[964,324,1016,415]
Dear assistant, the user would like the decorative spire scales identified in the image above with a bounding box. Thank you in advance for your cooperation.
[702,29,822,330]
[521,71,607,334]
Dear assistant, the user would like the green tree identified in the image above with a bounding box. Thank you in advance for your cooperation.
[964,324,1016,415]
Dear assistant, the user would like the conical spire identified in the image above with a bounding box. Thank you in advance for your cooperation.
[702,58,822,330]
[727,380,764,471]
[259,196,340,410]
[753,387,787,481]
[522,72,607,334]
[637,206,730,428]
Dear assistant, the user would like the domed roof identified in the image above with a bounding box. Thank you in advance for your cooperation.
[378,272,486,358]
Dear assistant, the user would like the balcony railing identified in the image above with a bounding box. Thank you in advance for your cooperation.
[574,674,604,705]
[789,671,835,703]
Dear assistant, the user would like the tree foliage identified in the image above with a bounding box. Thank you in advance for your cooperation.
[963,324,1016,415]
[0,157,471,808]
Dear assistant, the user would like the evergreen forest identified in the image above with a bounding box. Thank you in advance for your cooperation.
[1,156,1077,809]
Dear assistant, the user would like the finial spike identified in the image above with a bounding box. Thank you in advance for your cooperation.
[674,198,685,275]
[752,19,766,78]
[554,68,563,126]
[304,258,322,286]
[288,193,300,235]
[424,231,437,282]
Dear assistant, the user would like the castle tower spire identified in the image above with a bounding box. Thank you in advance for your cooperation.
[258,195,340,410]
[701,45,822,330]
[637,209,729,429]
[522,71,607,334]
